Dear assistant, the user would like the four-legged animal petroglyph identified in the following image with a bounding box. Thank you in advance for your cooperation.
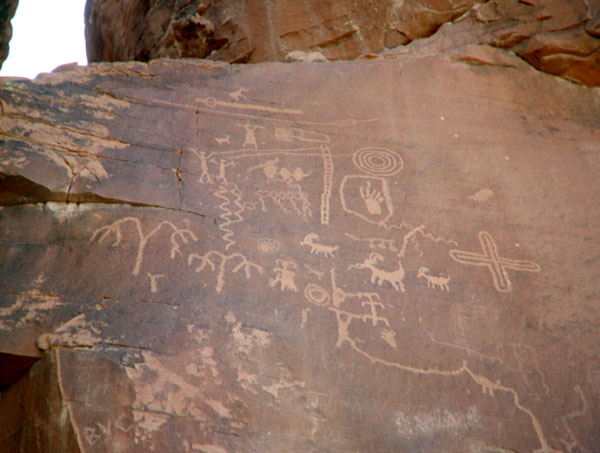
[269,259,298,292]
[91,217,197,276]
[349,253,406,292]
[300,233,338,258]
[449,231,541,292]
[468,188,493,203]
[417,267,450,291]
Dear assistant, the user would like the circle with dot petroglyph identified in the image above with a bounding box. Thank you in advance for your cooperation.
[304,284,330,306]
[353,147,404,176]
[256,238,280,253]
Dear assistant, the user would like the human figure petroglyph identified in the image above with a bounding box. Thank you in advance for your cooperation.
[91,217,197,276]
[449,231,541,292]
[300,233,338,258]
[349,253,406,292]
[417,267,450,292]
[215,159,236,184]
[188,251,263,293]
[237,123,264,149]
[269,259,298,292]
[360,180,384,215]
[192,150,213,184]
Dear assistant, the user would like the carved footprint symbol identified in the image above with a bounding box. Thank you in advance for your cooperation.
[360,181,384,215]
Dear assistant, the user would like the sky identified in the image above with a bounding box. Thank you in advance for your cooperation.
[1,0,88,79]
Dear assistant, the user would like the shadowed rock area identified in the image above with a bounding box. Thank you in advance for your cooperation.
[0,51,599,451]
[0,0,18,70]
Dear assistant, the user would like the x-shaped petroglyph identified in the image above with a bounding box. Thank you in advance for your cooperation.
[449,231,540,292]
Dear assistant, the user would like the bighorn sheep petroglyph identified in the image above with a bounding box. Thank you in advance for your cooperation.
[417,267,450,292]
[350,253,406,292]
[300,233,338,258]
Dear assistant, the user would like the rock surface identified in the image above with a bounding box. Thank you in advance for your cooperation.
[0,55,599,451]
[84,0,600,86]
[0,0,18,70]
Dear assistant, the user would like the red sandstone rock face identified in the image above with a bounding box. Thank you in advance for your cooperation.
[84,0,600,86]
[84,0,484,63]
[0,55,599,451]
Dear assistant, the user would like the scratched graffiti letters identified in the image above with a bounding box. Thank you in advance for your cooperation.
[91,217,197,276]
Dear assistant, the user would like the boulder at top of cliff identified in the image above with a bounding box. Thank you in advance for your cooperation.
[0,0,18,70]
[84,0,600,86]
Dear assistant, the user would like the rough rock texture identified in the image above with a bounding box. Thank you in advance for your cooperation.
[0,0,18,70]
[0,54,599,451]
[84,0,485,63]
[84,0,600,86]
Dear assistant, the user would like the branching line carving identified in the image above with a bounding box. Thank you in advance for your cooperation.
[187,251,263,293]
[91,217,197,276]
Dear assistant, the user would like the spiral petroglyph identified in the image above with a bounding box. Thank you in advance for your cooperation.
[352,147,404,176]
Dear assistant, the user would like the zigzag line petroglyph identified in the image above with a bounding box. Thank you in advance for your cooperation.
[187,251,263,293]
[320,144,333,225]
[91,217,197,276]
[214,183,246,250]
[449,231,541,292]
[256,185,312,219]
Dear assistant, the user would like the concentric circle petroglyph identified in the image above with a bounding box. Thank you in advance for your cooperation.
[304,284,330,306]
[353,147,404,176]
[256,238,280,253]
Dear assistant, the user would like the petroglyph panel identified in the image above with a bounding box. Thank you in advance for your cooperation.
[1,57,599,453]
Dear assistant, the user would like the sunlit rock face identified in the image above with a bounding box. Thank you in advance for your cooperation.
[0,50,599,451]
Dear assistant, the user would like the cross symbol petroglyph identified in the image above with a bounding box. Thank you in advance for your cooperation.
[449,231,541,292]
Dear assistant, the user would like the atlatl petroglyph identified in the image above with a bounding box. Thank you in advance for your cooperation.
[196,95,303,116]
[300,233,338,258]
[417,267,450,292]
[449,231,541,292]
[91,217,197,276]
[269,259,298,292]
[188,251,263,293]
[274,127,329,143]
